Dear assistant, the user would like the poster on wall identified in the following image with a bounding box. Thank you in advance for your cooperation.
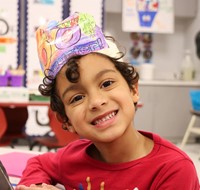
[0,0,20,75]
[26,0,64,90]
[122,0,174,33]
[69,0,104,29]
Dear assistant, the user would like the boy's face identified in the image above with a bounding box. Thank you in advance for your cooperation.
[56,54,139,143]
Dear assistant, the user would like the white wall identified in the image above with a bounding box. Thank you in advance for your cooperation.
[185,1,200,79]
[104,2,200,80]
[150,19,186,79]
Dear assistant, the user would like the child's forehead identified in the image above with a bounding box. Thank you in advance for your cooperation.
[57,54,117,79]
[75,54,116,72]
[64,53,113,68]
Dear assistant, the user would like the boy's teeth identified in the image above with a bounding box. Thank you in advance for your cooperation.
[94,112,115,125]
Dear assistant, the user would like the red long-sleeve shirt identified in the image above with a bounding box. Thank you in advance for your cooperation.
[18,131,200,190]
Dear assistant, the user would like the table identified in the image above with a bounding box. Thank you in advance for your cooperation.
[0,147,40,187]
[0,147,65,189]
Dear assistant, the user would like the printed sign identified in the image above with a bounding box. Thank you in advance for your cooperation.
[0,0,19,75]
[122,0,174,33]
[26,0,63,89]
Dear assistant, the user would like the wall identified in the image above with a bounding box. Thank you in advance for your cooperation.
[185,1,200,79]
[104,1,200,80]
[151,19,186,80]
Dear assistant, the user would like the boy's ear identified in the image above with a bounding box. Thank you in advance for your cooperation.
[66,120,76,133]
[132,82,139,103]
[55,112,65,123]
[55,113,76,133]
[55,113,67,130]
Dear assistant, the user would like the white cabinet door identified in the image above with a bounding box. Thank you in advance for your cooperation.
[135,85,200,141]
[135,86,155,133]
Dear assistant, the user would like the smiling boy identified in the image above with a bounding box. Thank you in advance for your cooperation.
[16,12,199,190]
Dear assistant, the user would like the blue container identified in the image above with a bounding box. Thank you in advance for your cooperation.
[190,90,200,111]
[138,11,157,27]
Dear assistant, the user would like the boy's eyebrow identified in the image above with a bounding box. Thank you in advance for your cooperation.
[62,85,80,99]
[95,69,116,80]
[62,69,116,99]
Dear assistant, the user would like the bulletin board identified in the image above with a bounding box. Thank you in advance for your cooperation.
[122,0,174,33]
[25,0,105,89]
[25,0,64,89]
[0,0,20,74]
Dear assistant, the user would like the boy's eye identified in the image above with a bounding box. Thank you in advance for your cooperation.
[70,95,84,104]
[102,80,114,88]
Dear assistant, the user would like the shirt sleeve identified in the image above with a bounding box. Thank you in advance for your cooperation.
[153,159,200,190]
[18,149,64,186]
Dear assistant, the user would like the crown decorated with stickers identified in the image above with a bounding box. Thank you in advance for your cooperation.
[36,12,122,79]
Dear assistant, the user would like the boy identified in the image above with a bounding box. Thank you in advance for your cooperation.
[16,12,199,190]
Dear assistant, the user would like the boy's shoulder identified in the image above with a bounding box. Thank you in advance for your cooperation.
[60,138,92,153]
[140,130,192,161]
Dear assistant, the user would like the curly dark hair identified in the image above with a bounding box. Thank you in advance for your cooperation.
[38,41,139,124]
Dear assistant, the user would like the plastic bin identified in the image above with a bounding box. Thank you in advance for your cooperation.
[0,75,8,86]
[140,64,155,80]
[10,75,24,87]
[190,90,200,111]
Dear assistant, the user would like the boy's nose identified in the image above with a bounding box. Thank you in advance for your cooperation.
[88,91,107,111]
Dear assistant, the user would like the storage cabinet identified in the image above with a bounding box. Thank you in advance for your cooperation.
[134,82,200,142]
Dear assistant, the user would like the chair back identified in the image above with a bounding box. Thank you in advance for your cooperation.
[3,107,28,135]
[0,108,7,140]
[48,109,79,146]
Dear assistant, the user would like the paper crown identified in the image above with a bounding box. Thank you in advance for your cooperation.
[36,12,122,78]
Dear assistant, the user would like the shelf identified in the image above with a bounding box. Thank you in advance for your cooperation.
[139,80,200,87]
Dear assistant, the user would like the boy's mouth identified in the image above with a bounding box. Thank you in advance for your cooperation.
[91,111,118,125]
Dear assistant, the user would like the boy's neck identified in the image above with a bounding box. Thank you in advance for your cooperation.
[87,128,154,163]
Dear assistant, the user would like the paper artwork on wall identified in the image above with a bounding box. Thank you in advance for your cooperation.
[0,0,20,74]
[122,0,174,33]
[26,0,64,89]
[69,0,104,29]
